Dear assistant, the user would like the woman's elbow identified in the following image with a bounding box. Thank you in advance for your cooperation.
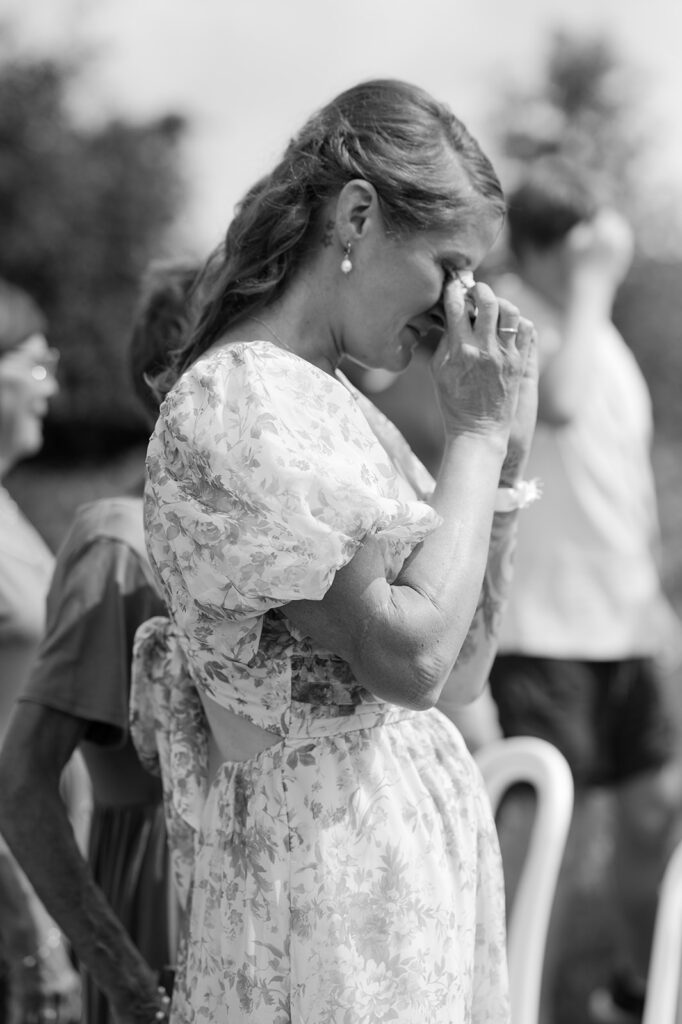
[359,611,492,708]
[363,651,448,712]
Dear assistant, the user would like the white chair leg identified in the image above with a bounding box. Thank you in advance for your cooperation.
[476,736,574,1024]
[642,839,682,1024]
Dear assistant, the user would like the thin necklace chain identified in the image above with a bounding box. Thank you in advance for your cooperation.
[247,316,293,353]
[247,314,344,376]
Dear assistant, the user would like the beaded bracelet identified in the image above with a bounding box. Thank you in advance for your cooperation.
[494,478,543,513]
[154,985,172,1022]
[21,926,62,969]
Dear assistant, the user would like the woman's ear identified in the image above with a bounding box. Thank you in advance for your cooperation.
[335,179,380,243]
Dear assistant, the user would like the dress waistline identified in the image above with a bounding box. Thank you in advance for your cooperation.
[283,701,418,739]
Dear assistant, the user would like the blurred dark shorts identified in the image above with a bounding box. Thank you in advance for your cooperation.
[488,654,677,786]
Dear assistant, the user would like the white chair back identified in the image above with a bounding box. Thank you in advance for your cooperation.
[642,838,682,1024]
[476,736,574,1024]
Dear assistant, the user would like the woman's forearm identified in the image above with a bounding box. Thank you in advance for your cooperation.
[0,712,163,1024]
[285,431,509,710]
[381,433,508,690]
[0,842,44,954]
[436,510,518,716]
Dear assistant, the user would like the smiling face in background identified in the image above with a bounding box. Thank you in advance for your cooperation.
[0,332,59,472]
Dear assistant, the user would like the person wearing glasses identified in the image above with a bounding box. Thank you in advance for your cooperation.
[0,278,81,1024]
[0,261,203,1024]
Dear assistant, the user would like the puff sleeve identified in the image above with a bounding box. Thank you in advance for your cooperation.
[144,343,440,660]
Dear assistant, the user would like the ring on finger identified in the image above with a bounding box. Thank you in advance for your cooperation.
[498,326,519,337]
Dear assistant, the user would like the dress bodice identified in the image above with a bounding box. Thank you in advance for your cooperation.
[143,341,440,733]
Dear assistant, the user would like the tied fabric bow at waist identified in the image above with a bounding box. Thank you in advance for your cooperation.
[130,616,208,910]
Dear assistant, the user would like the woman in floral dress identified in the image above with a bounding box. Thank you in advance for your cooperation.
[131,79,538,1024]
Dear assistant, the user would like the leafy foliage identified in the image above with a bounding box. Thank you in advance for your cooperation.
[494,32,658,223]
[0,42,187,454]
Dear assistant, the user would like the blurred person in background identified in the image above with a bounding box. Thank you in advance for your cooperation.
[0,260,200,1024]
[0,279,81,1024]
[488,156,682,1024]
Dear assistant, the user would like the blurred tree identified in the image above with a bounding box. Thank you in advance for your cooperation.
[490,29,682,438]
[496,34,640,205]
[0,37,187,454]
[492,29,682,252]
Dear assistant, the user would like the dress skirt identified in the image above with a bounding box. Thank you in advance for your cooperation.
[171,704,509,1024]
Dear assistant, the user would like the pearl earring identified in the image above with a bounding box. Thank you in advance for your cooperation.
[340,242,353,275]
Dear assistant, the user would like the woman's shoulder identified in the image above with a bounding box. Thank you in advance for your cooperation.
[149,340,419,507]
[161,340,361,439]
[195,339,338,385]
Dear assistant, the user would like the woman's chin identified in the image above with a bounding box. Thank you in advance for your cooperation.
[13,424,44,461]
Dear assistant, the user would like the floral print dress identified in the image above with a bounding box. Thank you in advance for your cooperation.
[131,341,509,1024]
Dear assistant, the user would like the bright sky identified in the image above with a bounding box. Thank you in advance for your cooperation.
[4,0,682,252]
